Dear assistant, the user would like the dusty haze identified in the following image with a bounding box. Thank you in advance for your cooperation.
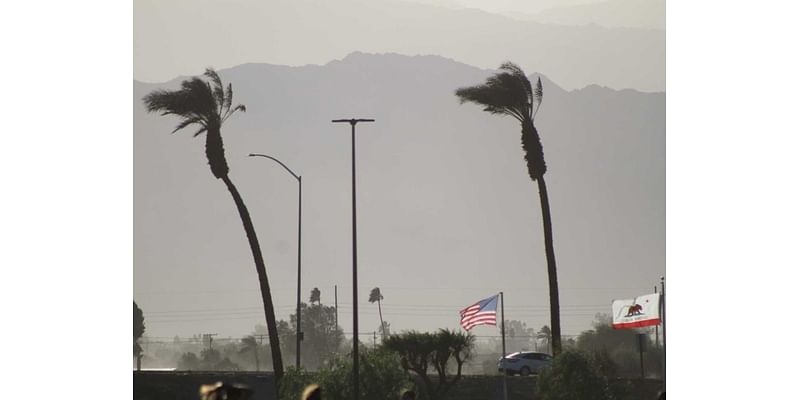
[134,52,664,340]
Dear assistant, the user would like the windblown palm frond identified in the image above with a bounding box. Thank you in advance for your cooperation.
[369,287,383,303]
[143,68,246,180]
[224,83,234,116]
[143,68,246,136]
[144,78,217,121]
[455,62,534,122]
[205,68,226,112]
[455,62,547,179]
[534,77,543,104]
[534,77,543,118]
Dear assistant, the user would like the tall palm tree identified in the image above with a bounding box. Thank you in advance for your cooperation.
[368,287,386,339]
[455,62,562,355]
[143,68,285,379]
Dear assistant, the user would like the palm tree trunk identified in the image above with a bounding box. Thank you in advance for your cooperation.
[378,299,386,339]
[537,176,562,355]
[206,126,229,179]
[220,175,284,381]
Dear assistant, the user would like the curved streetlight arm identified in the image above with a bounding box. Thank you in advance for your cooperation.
[248,153,300,181]
[248,151,303,369]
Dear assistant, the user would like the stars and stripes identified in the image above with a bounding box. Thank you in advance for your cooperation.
[460,294,499,331]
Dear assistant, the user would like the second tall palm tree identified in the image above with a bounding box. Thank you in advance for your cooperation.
[455,62,563,355]
[369,287,386,340]
[143,68,285,379]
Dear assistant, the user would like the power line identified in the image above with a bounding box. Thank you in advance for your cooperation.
[144,303,608,315]
[135,285,650,296]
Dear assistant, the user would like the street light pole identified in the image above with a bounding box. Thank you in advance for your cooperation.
[332,118,374,400]
[248,153,303,369]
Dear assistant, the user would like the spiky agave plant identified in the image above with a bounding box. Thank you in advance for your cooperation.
[143,68,285,380]
[455,62,562,355]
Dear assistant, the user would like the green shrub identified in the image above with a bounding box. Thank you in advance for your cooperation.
[383,329,474,400]
[536,349,615,400]
[279,366,316,400]
[280,348,413,400]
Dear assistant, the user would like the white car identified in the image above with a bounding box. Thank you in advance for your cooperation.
[497,352,553,376]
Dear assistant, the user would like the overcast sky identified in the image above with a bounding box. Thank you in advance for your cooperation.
[134,0,664,90]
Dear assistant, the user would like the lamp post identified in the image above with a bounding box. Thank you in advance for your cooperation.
[332,118,374,400]
[248,153,302,369]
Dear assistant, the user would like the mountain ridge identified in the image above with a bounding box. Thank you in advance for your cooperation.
[134,52,664,96]
[133,51,664,338]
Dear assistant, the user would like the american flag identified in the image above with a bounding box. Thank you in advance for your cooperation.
[460,295,498,331]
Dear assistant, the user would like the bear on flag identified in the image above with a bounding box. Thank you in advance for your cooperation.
[612,293,661,329]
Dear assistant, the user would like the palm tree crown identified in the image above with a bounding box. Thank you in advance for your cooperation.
[310,287,321,305]
[368,287,383,303]
[455,62,545,180]
[143,68,246,179]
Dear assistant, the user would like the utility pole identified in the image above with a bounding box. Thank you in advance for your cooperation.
[335,284,339,330]
[253,334,268,345]
[253,333,268,372]
[332,118,375,400]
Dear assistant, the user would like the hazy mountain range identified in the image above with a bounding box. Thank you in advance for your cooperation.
[134,0,665,91]
[134,52,664,339]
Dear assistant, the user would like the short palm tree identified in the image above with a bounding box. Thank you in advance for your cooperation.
[310,287,321,305]
[143,68,285,379]
[368,287,387,339]
[456,62,563,355]
[537,325,552,354]
[239,335,260,371]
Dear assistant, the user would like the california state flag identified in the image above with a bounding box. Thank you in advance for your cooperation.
[612,293,661,329]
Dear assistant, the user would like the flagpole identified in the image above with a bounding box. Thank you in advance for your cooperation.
[654,286,659,349]
[661,276,666,375]
[500,292,508,400]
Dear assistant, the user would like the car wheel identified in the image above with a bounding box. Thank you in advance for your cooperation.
[520,367,531,376]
